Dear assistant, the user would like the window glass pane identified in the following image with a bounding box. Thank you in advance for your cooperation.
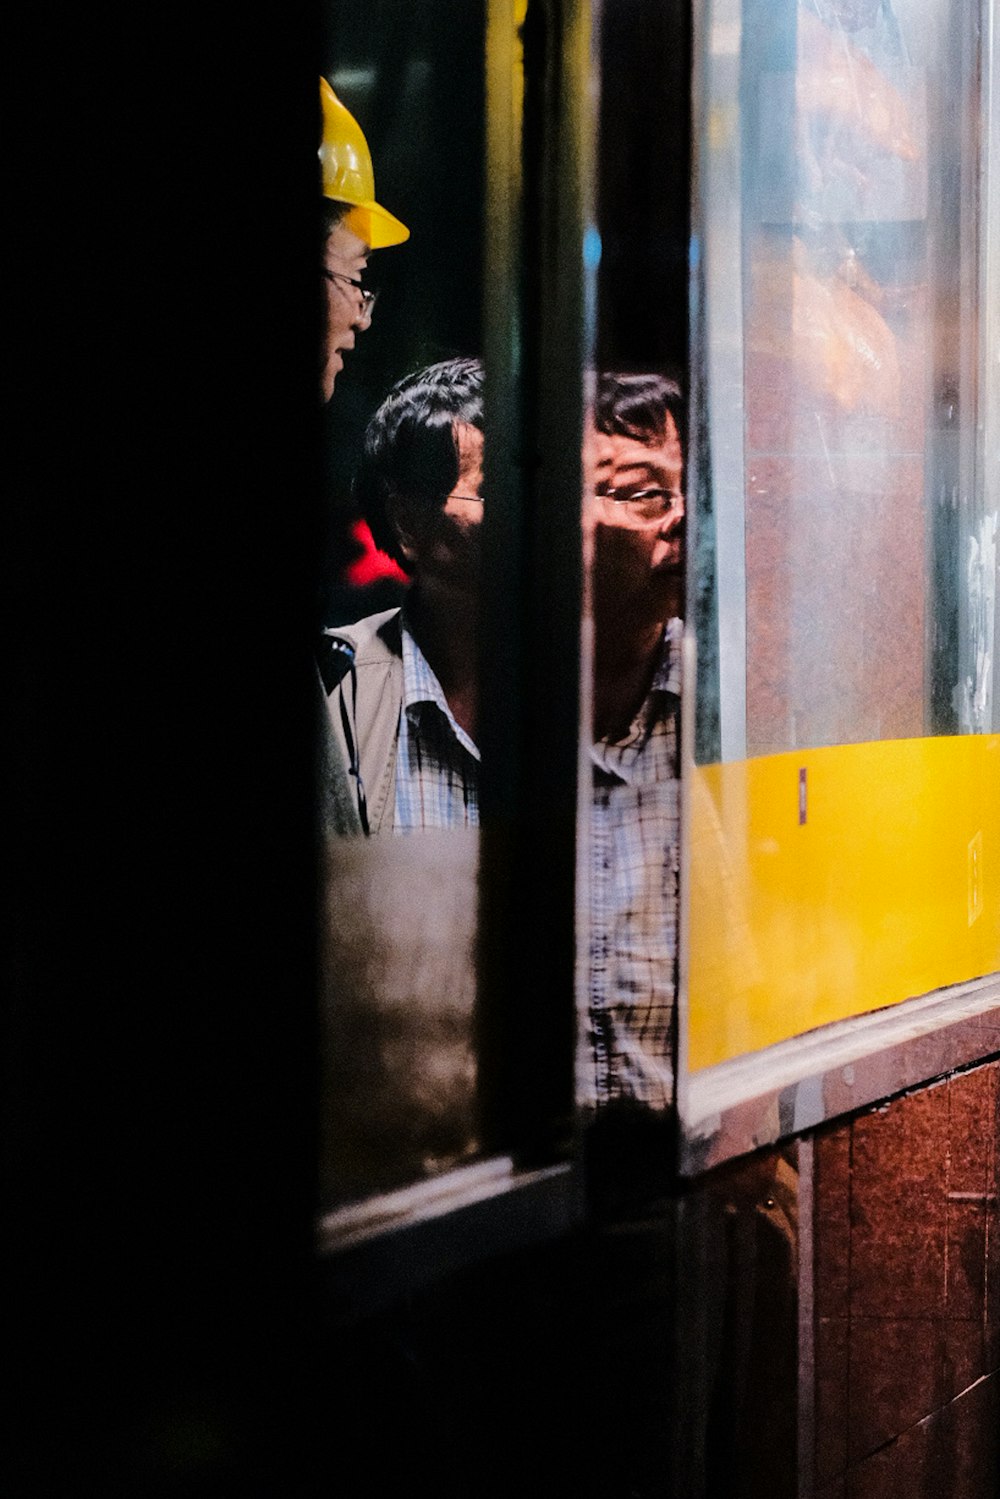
[318,3,487,1211]
[684,0,999,1086]
[697,0,993,761]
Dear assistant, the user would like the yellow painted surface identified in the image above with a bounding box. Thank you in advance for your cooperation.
[686,735,1000,1071]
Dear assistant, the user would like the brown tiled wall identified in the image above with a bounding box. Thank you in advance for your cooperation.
[809,1060,1000,1499]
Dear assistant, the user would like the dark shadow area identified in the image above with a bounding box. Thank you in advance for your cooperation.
[319,1,486,628]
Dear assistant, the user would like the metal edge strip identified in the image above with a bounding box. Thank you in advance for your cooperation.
[317,1155,576,1255]
[679,972,1000,1174]
[317,1157,583,1326]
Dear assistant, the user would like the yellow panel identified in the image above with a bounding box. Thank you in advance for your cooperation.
[686,735,1000,1071]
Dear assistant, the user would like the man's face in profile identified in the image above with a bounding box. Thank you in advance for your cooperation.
[585,414,686,624]
[395,423,485,599]
[322,221,372,401]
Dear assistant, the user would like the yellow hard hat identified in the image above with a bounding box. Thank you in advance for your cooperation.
[320,77,409,249]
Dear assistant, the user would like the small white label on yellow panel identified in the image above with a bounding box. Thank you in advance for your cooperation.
[968,831,983,926]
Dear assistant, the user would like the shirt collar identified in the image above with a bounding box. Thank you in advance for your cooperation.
[400,614,481,761]
[591,617,682,769]
[400,610,680,767]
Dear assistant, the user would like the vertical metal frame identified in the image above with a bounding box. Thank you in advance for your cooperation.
[690,0,749,767]
[678,0,745,1146]
[981,0,1000,733]
[478,0,594,1164]
[950,0,992,733]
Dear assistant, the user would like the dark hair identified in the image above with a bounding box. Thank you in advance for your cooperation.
[354,357,484,570]
[321,197,348,251]
[594,371,686,453]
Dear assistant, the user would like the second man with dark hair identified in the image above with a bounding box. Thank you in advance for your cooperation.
[319,358,485,834]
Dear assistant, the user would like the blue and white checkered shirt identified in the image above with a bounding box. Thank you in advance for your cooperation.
[580,618,682,1110]
[394,622,481,832]
[392,611,681,1111]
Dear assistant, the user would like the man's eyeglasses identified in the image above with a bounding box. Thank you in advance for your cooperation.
[323,268,379,321]
[443,491,681,518]
[595,485,683,523]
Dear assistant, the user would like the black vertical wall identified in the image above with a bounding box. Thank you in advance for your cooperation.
[9,13,324,1494]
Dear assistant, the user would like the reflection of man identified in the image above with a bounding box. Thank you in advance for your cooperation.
[581,373,686,1111]
[319,358,485,833]
[319,77,409,402]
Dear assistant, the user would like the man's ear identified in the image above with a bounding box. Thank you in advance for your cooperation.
[387,495,420,567]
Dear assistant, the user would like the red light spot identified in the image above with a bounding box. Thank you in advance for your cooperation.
[343,519,408,586]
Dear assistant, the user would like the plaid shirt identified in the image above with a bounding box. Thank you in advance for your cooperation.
[580,618,682,1110]
[393,612,681,1110]
[394,622,481,831]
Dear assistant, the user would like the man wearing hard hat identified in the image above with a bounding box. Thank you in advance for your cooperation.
[317,78,409,828]
[319,77,409,402]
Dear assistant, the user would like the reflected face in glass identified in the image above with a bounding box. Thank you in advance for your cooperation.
[322,221,372,400]
[585,418,686,623]
[404,423,485,595]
